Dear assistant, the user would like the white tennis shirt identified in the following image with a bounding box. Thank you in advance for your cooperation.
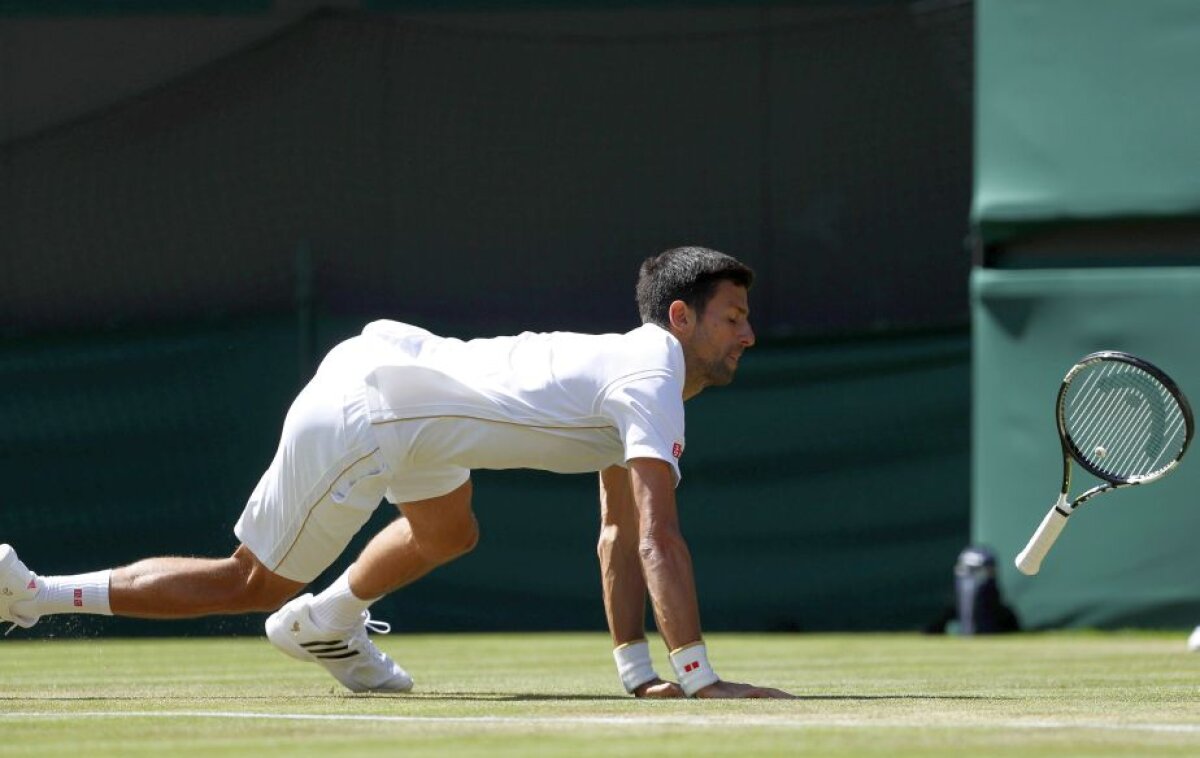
[358,320,687,483]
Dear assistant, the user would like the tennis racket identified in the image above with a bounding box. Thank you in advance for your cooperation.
[1015,351,1194,576]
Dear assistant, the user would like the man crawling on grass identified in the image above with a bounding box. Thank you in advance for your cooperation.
[1,246,792,700]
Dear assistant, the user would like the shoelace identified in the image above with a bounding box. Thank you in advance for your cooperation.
[345,614,394,666]
[363,615,391,635]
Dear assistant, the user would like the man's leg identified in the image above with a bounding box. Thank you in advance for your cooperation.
[353,478,479,596]
[303,479,479,630]
[264,479,478,693]
[2,544,304,628]
[109,545,304,617]
[3,341,383,633]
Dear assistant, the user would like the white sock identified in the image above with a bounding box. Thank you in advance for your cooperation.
[21,570,114,617]
[308,568,377,632]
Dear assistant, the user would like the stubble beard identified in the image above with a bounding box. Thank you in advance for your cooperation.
[705,355,737,387]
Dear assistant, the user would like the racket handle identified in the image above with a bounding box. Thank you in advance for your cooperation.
[1014,498,1070,576]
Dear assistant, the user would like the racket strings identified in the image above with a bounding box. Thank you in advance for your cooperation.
[1067,364,1184,477]
[1082,369,1183,477]
[1062,361,1188,480]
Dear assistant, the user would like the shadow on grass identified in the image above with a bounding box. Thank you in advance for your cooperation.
[410,693,1014,702]
[0,693,626,703]
[1,693,1015,703]
[796,700,1012,705]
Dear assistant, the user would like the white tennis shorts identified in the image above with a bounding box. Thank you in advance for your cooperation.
[234,338,469,583]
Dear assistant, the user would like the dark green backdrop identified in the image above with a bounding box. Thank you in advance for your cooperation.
[0,3,975,636]
[0,318,970,637]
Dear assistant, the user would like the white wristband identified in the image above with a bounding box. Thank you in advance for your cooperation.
[613,640,659,694]
[669,642,719,697]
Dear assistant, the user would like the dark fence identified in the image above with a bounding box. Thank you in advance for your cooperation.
[1,4,974,635]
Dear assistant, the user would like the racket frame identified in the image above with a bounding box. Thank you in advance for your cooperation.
[1016,351,1195,575]
[1057,351,1194,495]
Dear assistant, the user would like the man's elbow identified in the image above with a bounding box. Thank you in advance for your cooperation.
[637,527,684,566]
[597,524,619,560]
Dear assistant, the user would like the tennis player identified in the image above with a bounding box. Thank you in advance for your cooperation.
[0,246,791,699]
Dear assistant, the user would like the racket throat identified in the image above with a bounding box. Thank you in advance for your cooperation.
[1053,492,1073,518]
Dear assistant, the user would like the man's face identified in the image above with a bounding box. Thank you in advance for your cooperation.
[682,280,755,389]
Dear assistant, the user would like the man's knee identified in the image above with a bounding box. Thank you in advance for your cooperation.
[229,546,304,612]
[455,516,481,557]
[418,513,480,565]
[240,574,300,613]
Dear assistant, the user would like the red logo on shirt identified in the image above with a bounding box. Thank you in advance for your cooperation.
[73,588,83,607]
[672,442,683,459]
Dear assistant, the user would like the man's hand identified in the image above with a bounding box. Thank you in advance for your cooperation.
[694,680,795,699]
[632,678,685,698]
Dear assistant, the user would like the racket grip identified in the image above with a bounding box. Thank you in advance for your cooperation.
[1014,502,1070,576]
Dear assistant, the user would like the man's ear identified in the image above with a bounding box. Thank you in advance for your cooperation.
[667,300,691,333]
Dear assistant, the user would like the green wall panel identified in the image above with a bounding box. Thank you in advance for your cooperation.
[972,267,1200,628]
[974,0,1200,237]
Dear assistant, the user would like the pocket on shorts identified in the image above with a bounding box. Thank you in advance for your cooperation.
[329,452,388,509]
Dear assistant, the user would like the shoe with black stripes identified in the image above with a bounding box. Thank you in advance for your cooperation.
[265,593,414,693]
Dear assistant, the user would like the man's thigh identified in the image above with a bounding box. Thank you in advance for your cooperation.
[235,382,388,583]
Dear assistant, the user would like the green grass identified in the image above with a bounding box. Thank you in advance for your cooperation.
[3,631,1200,756]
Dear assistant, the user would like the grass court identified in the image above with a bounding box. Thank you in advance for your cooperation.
[3,631,1200,756]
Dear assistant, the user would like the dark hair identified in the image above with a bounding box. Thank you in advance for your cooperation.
[636,246,754,328]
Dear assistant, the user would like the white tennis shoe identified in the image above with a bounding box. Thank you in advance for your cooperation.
[0,544,41,632]
[266,593,414,693]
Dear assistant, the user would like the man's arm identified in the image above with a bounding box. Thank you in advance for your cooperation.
[597,464,682,698]
[625,458,701,648]
[626,457,793,699]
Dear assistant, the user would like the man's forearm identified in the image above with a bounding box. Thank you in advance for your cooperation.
[638,528,721,696]
[598,524,650,645]
[597,465,651,645]
[624,458,704,652]
[637,529,702,651]
[597,464,672,695]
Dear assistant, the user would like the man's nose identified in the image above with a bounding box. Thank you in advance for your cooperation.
[741,322,756,347]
